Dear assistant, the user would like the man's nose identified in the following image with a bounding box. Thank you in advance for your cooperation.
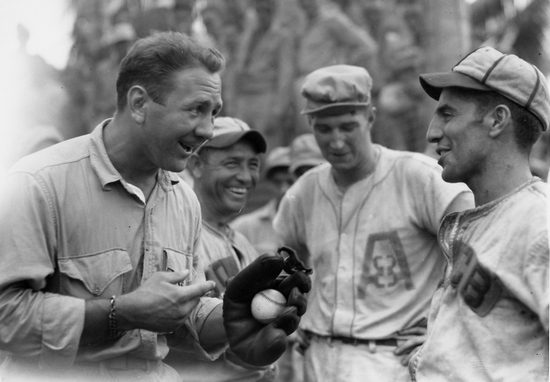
[195,117,214,141]
[330,131,346,149]
[426,117,442,144]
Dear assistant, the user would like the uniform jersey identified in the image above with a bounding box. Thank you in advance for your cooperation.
[409,178,549,382]
[165,220,275,382]
[230,198,282,255]
[273,145,473,338]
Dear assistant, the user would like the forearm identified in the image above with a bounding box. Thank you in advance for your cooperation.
[0,286,84,365]
[198,303,227,351]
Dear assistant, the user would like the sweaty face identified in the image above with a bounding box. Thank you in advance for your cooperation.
[197,141,261,218]
[426,89,488,184]
[141,67,222,173]
[311,108,373,175]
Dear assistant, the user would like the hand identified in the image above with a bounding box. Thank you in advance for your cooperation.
[117,271,215,333]
[223,249,311,366]
[393,322,427,366]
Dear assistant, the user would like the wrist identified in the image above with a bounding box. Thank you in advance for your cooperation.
[113,293,135,332]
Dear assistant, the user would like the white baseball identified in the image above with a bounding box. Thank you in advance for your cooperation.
[251,289,287,324]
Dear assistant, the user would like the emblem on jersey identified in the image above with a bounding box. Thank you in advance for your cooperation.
[205,257,240,298]
[358,231,413,298]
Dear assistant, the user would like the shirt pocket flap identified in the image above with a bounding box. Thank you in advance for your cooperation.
[164,248,194,285]
[58,249,132,295]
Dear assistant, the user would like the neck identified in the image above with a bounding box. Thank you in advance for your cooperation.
[196,192,235,229]
[332,146,378,192]
[103,116,159,197]
[468,153,532,206]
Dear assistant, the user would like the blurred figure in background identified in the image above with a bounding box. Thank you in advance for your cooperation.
[289,133,325,179]
[231,146,293,255]
[94,23,137,121]
[232,0,295,153]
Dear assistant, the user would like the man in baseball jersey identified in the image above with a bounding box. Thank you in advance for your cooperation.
[165,116,282,381]
[231,145,293,255]
[409,46,549,381]
[273,64,474,382]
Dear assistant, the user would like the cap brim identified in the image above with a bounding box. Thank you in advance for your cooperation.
[419,71,493,100]
[203,131,267,153]
[301,102,369,115]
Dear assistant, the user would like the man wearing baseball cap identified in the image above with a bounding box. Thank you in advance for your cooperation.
[166,117,288,381]
[409,46,549,381]
[231,146,293,255]
[273,65,474,382]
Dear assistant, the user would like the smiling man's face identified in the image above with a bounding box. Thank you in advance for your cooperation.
[194,140,261,219]
[426,88,489,184]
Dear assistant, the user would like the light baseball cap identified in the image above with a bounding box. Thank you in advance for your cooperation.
[419,46,550,131]
[289,134,324,176]
[301,65,373,115]
[265,146,291,178]
[199,117,267,153]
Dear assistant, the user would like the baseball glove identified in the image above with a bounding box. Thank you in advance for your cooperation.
[223,246,311,366]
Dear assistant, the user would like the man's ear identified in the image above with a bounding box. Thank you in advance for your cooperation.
[487,104,512,138]
[127,86,148,125]
[368,105,377,123]
[187,153,204,179]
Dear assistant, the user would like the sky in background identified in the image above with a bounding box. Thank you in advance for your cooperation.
[0,1,75,180]
[0,0,74,69]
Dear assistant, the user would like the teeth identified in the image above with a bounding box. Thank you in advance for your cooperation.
[229,187,246,195]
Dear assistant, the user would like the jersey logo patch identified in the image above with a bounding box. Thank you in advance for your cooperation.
[358,231,414,298]
[205,257,240,298]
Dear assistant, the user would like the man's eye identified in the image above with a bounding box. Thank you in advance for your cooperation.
[188,107,201,117]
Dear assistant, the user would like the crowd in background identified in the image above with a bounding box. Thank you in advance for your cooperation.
[5,0,550,207]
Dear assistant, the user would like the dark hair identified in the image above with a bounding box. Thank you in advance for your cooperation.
[115,31,225,111]
[451,87,543,152]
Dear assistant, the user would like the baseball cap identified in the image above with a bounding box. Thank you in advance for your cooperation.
[289,134,325,176]
[301,65,373,115]
[199,117,267,153]
[265,146,291,178]
[419,46,550,131]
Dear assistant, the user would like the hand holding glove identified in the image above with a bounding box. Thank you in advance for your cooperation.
[223,246,312,366]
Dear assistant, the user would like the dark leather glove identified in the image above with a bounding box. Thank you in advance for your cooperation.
[223,247,312,366]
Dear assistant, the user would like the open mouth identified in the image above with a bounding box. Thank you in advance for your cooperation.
[436,147,450,156]
[228,187,247,197]
[178,142,194,154]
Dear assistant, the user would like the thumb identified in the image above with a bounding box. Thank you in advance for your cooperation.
[163,270,190,285]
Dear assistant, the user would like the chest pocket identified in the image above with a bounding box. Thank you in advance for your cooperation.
[164,248,194,286]
[58,249,132,298]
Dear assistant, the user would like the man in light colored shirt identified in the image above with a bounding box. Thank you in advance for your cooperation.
[274,64,474,382]
[409,46,549,382]
[0,32,309,382]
